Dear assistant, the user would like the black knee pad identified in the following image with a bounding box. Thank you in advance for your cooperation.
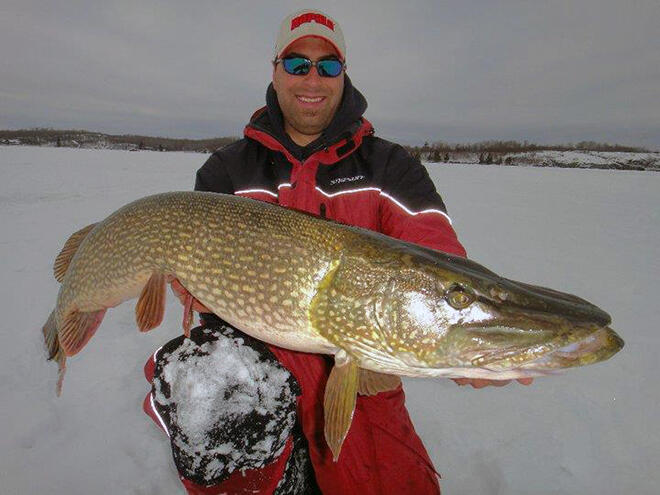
[150,322,301,486]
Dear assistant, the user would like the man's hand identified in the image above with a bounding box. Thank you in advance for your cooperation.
[452,378,534,388]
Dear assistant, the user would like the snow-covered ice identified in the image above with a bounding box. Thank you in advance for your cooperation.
[0,146,658,494]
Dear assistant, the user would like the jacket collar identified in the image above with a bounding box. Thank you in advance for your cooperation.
[245,117,373,166]
[245,74,372,165]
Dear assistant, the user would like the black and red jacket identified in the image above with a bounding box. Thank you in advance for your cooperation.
[188,77,465,494]
[196,75,466,258]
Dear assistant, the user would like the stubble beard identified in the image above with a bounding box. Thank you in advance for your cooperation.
[289,110,331,137]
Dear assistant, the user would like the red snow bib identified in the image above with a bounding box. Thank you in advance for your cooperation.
[267,345,441,494]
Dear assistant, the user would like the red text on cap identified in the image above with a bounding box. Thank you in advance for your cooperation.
[291,13,335,31]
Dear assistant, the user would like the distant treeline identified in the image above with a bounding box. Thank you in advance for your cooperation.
[0,128,648,157]
[407,140,648,162]
[0,128,237,152]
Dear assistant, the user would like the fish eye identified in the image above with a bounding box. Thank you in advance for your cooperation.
[445,285,475,309]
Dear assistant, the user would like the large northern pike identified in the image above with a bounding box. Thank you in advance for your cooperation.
[42,191,623,459]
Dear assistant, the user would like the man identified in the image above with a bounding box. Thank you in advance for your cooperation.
[145,9,531,494]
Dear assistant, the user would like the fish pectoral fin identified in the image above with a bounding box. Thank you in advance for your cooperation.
[324,350,359,462]
[53,223,98,282]
[136,272,167,332]
[59,309,107,357]
[358,369,401,396]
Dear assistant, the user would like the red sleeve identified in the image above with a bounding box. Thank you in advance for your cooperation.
[381,203,466,257]
[379,145,467,257]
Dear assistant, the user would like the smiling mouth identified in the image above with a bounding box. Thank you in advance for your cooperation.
[297,96,325,103]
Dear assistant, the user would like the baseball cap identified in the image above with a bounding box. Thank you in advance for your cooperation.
[274,9,346,61]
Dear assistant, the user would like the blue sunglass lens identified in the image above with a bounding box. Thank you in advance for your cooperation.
[282,57,343,77]
[283,57,311,75]
[317,59,343,77]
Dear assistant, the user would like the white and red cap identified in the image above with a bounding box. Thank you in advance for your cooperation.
[274,9,346,61]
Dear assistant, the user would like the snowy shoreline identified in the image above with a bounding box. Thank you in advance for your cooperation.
[3,143,659,172]
[430,149,660,171]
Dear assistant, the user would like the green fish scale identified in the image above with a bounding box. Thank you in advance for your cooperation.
[53,191,623,375]
[57,192,348,351]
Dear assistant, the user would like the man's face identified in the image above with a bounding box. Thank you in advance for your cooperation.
[272,37,345,145]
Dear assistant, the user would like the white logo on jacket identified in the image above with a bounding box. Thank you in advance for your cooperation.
[329,175,365,185]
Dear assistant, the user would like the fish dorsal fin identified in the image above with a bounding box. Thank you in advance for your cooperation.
[136,272,167,332]
[358,369,401,396]
[53,223,98,282]
[59,309,107,356]
[324,350,359,461]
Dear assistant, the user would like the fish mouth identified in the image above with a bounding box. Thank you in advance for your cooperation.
[518,326,624,370]
[466,324,624,372]
[456,276,623,372]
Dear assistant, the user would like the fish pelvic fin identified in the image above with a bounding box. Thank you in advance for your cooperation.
[53,223,98,282]
[42,310,67,396]
[324,350,359,462]
[358,369,401,396]
[181,290,193,338]
[136,272,167,332]
[59,309,107,357]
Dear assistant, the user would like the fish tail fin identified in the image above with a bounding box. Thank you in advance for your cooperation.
[53,223,98,282]
[42,310,66,396]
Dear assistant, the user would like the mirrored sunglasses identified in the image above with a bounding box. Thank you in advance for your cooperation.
[275,56,345,78]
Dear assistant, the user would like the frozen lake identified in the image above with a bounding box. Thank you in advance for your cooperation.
[0,145,657,494]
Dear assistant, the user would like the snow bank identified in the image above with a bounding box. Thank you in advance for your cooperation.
[506,150,660,170]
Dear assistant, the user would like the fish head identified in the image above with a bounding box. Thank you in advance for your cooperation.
[371,245,624,379]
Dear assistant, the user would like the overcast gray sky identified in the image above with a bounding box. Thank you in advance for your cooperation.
[1,0,658,148]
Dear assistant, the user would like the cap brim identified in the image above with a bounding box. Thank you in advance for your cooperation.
[278,35,344,61]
